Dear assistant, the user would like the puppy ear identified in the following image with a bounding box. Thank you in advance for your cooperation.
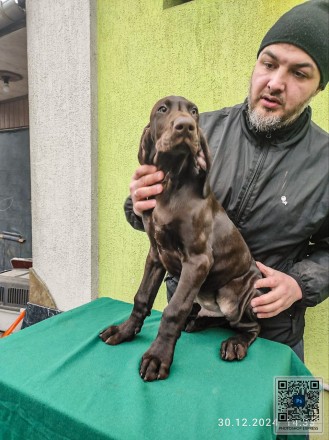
[197,130,212,198]
[138,124,155,165]
[198,129,212,172]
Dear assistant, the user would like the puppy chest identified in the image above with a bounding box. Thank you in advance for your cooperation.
[154,221,182,253]
[153,222,184,272]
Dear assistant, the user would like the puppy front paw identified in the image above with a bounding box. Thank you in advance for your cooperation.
[99,320,141,345]
[139,342,173,381]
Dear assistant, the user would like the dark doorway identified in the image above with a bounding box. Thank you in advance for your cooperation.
[0,128,31,271]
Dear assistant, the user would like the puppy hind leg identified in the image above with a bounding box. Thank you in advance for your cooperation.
[217,288,261,361]
[184,303,229,333]
[220,320,260,361]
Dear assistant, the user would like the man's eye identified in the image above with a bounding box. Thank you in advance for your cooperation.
[191,107,198,116]
[157,106,167,113]
[264,62,274,70]
[294,71,307,79]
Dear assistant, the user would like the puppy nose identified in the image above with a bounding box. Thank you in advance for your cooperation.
[173,116,196,134]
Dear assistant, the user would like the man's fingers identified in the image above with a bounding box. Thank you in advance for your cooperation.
[132,167,164,188]
[130,171,164,195]
[254,277,277,290]
[134,199,157,213]
[132,165,158,180]
[254,287,280,302]
[256,261,274,276]
[256,311,280,319]
[254,262,276,289]
[139,171,164,188]
[134,184,163,201]
[130,166,164,216]
[252,262,302,319]
[252,294,285,318]
[253,297,282,312]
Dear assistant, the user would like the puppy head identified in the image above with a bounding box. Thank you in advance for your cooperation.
[138,96,211,175]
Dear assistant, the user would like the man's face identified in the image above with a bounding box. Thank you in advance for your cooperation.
[248,43,321,131]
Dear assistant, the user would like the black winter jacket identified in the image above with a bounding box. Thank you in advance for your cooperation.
[124,102,329,347]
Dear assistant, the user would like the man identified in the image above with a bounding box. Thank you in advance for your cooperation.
[124,0,329,361]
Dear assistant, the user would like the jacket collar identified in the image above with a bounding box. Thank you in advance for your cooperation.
[241,100,312,148]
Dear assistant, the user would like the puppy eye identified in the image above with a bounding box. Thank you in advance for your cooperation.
[191,107,198,116]
[157,106,167,113]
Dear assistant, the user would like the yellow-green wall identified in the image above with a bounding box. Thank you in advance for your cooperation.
[98,0,328,424]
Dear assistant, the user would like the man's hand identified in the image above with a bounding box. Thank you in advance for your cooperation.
[130,165,164,217]
[251,261,302,318]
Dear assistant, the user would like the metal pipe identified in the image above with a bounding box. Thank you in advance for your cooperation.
[0,231,25,243]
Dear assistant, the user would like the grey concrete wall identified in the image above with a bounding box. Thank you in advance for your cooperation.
[26,0,98,310]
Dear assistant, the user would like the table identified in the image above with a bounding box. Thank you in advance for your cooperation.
[0,297,310,439]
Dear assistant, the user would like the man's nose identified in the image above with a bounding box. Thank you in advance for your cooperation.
[267,68,286,93]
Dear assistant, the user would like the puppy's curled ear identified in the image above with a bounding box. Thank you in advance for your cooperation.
[198,129,212,172]
[197,130,212,198]
[138,124,155,165]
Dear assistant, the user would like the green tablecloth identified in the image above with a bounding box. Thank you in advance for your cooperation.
[0,297,310,440]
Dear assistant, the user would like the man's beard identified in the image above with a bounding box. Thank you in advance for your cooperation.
[247,103,282,132]
[247,87,313,133]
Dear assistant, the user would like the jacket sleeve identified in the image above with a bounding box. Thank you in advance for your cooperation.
[124,196,145,232]
[288,216,329,307]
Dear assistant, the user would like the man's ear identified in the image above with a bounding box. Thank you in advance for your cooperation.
[138,124,155,165]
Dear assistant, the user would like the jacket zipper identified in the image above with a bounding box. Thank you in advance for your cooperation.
[235,144,270,224]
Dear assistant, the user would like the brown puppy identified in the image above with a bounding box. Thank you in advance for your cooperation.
[100,96,262,381]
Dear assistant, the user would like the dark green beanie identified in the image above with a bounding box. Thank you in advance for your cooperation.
[257,0,329,89]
